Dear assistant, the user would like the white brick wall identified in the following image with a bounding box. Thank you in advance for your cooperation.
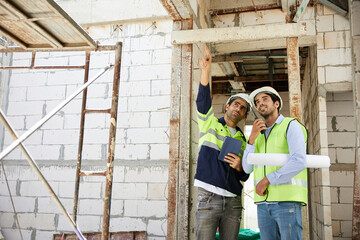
[1,17,172,239]
[124,200,167,217]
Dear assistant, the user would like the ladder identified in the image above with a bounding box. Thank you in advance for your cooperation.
[72,42,122,240]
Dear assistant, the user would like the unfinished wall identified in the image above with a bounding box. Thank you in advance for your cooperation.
[0,17,173,240]
[316,4,353,240]
[302,45,333,240]
[327,92,354,239]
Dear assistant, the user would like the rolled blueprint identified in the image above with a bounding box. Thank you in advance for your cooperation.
[247,153,330,168]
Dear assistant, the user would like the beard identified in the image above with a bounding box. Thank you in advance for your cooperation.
[258,105,275,119]
[227,110,243,122]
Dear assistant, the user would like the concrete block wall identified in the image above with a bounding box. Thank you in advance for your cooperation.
[316,5,352,86]
[315,5,354,239]
[303,46,333,240]
[327,91,354,240]
[0,18,172,240]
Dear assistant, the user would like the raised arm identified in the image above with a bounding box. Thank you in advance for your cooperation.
[199,45,211,86]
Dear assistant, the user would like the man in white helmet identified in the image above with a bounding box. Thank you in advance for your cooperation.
[194,46,251,239]
[242,86,308,240]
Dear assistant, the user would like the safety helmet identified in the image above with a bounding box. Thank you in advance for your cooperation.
[226,93,252,114]
[249,86,283,111]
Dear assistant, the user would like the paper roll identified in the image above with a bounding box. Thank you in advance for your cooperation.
[247,153,330,168]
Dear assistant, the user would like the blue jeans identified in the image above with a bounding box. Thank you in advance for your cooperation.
[196,188,243,240]
[257,202,303,240]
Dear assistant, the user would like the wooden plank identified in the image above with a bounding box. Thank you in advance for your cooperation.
[210,0,279,12]
[167,18,193,240]
[0,27,28,49]
[0,0,63,48]
[214,35,316,54]
[39,0,96,48]
[172,23,307,45]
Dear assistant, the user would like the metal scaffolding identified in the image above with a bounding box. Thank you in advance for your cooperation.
[0,42,122,240]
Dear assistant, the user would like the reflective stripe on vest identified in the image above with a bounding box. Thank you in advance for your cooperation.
[253,117,308,205]
[197,107,246,158]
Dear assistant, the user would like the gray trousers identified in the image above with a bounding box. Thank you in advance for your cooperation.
[196,187,243,240]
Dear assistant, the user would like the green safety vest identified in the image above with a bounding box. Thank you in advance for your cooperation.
[197,107,247,159]
[253,117,308,205]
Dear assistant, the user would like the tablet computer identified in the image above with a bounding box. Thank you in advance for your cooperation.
[218,137,243,162]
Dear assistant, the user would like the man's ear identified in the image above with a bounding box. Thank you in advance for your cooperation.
[274,101,280,109]
[225,104,229,112]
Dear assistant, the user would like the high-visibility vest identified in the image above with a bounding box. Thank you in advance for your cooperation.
[253,117,308,205]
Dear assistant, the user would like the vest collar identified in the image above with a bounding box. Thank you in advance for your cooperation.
[218,117,241,132]
[268,114,285,128]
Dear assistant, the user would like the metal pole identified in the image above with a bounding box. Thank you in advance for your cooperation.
[0,109,86,240]
[0,65,112,160]
[73,51,91,223]
[101,42,122,240]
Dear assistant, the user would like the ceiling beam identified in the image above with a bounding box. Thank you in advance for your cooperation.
[213,35,316,54]
[0,0,63,48]
[40,0,97,48]
[171,23,306,45]
[0,27,28,49]
[209,0,279,13]
[212,51,288,63]
[159,0,201,27]
[212,74,288,82]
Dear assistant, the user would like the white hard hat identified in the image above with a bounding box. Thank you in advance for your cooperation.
[249,86,283,110]
[226,93,252,114]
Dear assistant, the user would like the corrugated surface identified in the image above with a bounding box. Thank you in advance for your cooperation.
[0,0,96,50]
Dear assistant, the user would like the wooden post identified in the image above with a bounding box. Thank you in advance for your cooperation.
[287,36,310,239]
[167,18,193,240]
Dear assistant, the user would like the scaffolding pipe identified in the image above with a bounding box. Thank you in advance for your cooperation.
[101,41,122,240]
[73,51,91,223]
[0,109,86,240]
[0,65,112,160]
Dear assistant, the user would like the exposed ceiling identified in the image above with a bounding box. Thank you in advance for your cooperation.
[205,0,348,95]
[0,0,96,50]
[210,47,309,94]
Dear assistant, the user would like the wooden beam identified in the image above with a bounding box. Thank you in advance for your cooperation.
[167,19,193,240]
[172,23,306,44]
[212,74,288,82]
[39,0,97,48]
[217,63,227,76]
[214,35,316,54]
[209,0,279,14]
[0,0,63,48]
[212,50,287,63]
[159,0,201,27]
[230,62,239,76]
